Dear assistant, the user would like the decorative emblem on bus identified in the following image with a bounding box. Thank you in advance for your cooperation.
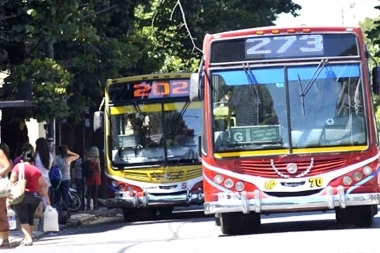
[163,172,171,181]
[152,170,184,182]
[286,163,298,174]
[270,158,314,179]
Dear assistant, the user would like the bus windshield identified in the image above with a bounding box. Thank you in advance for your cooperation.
[109,101,202,165]
[212,63,366,152]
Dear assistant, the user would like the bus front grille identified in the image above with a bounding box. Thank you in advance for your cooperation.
[238,157,346,179]
[123,167,202,183]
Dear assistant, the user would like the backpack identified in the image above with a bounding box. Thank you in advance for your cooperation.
[49,164,62,189]
[81,160,94,178]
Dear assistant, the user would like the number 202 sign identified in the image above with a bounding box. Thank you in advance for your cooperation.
[245,35,324,60]
[133,80,190,98]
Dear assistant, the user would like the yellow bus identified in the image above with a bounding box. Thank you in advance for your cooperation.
[94,72,203,221]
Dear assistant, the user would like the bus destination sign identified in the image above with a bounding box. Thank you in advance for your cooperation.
[109,79,190,101]
[229,125,281,144]
[211,33,358,63]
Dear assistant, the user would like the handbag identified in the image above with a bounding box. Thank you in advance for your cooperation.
[43,205,59,232]
[8,163,27,205]
[0,176,10,198]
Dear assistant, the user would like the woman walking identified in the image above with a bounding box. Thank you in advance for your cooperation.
[9,150,50,246]
[85,147,101,210]
[0,143,12,248]
[54,145,79,207]
[34,137,54,207]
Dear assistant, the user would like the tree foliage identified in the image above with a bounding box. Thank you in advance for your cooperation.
[363,14,380,128]
[0,0,301,123]
[144,0,301,71]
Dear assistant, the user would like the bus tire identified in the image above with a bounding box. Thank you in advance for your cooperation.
[352,205,375,228]
[335,208,351,225]
[220,212,260,235]
[122,208,155,222]
[215,214,221,226]
[157,207,174,218]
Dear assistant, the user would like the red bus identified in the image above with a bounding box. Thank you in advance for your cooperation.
[190,25,380,235]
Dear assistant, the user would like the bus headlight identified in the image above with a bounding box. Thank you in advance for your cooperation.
[342,176,352,185]
[363,166,372,176]
[352,171,363,181]
[213,174,224,184]
[224,178,234,188]
[111,181,118,187]
[126,186,134,192]
[235,181,245,191]
[119,184,126,191]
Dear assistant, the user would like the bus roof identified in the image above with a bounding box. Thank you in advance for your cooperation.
[208,25,362,39]
[107,72,193,84]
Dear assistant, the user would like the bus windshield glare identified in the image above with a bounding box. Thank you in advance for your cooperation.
[212,63,366,151]
[109,102,202,165]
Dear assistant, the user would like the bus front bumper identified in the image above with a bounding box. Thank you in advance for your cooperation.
[204,188,380,215]
[106,189,204,208]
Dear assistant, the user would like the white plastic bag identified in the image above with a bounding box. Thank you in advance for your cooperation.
[43,205,59,232]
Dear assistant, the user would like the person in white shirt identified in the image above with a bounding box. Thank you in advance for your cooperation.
[34,137,54,207]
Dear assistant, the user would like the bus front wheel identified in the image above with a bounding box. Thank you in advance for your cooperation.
[220,212,260,235]
[215,214,221,226]
[122,208,155,222]
[352,205,375,228]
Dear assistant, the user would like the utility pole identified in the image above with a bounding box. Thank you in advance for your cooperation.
[44,42,56,153]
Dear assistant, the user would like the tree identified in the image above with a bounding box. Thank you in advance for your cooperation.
[362,14,380,127]
[0,0,301,123]
[136,0,301,72]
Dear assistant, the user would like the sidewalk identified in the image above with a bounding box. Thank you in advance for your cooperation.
[8,207,122,248]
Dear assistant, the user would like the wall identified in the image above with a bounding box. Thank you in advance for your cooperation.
[25,119,46,149]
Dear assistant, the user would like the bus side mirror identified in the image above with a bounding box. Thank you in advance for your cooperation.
[93,111,104,132]
[190,73,204,101]
[372,67,380,95]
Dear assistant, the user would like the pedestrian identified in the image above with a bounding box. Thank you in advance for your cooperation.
[0,143,12,249]
[53,145,79,207]
[9,150,50,246]
[13,142,34,165]
[11,119,29,160]
[34,137,54,207]
[73,153,84,201]
[85,146,101,211]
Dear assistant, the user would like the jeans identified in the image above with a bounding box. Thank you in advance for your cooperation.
[75,178,84,198]
[54,179,71,207]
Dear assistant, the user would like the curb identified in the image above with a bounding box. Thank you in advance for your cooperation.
[9,207,121,248]
[62,214,97,228]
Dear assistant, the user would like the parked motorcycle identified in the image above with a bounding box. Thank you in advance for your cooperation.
[68,187,81,212]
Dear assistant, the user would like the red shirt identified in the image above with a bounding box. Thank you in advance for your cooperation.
[85,159,101,186]
[12,163,41,192]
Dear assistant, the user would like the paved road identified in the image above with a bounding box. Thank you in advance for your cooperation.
[7,208,380,253]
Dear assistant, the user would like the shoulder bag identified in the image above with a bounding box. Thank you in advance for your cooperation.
[8,163,27,205]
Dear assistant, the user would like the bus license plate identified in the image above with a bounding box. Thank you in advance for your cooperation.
[218,192,240,201]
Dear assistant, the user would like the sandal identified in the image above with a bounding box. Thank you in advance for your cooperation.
[20,240,33,246]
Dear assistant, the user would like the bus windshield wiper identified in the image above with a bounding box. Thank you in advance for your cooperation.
[297,74,306,117]
[299,58,328,98]
[243,64,261,124]
[133,102,144,118]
